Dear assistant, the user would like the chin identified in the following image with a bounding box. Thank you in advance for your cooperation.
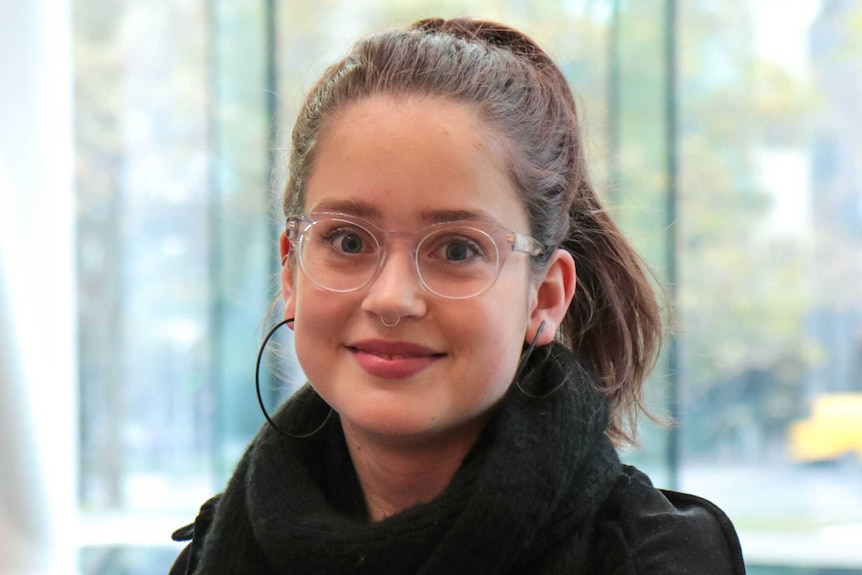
[346,406,440,438]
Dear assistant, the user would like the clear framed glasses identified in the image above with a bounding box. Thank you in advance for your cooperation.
[285,212,545,300]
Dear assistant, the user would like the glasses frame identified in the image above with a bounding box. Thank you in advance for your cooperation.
[285,212,546,300]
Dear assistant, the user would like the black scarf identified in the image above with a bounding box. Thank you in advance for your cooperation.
[193,343,621,574]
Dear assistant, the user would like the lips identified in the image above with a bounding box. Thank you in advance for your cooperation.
[347,339,445,380]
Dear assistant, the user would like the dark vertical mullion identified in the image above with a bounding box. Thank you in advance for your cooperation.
[664,0,680,491]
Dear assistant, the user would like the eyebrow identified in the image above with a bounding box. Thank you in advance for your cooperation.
[421,209,492,225]
[309,199,497,226]
[310,199,381,219]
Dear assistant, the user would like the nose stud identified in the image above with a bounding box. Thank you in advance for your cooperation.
[380,315,401,327]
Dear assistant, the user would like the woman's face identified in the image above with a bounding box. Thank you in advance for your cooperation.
[282,95,541,445]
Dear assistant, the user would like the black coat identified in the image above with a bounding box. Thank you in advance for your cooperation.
[172,467,744,574]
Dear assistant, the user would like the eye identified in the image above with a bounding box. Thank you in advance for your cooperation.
[442,239,480,262]
[333,231,365,254]
[317,224,376,255]
[423,231,490,264]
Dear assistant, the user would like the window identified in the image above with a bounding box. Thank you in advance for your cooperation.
[71,1,862,572]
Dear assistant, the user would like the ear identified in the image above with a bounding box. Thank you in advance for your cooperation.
[279,231,297,325]
[527,249,576,346]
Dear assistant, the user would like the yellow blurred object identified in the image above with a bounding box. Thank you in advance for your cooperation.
[788,393,862,463]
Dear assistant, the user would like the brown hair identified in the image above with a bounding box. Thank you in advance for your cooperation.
[282,18,663,445]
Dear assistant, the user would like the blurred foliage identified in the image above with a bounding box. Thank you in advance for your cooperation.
[73,0,862,513]
[675,1,820,458]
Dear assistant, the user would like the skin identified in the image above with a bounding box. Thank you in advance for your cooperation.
[280,95,576,521]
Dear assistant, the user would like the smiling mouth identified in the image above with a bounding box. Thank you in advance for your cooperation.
[347,347,446,360]
[364,351,426,360]
[346,342,446,379]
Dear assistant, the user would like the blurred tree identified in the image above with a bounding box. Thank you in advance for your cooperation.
[74,0,215,509]
[74,0,127,509]
[672,0,816,458]
[74,0,852,510]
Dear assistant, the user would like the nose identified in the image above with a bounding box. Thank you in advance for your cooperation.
[360,245,427,324]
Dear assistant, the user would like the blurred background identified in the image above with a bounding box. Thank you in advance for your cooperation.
[2,0,861,573]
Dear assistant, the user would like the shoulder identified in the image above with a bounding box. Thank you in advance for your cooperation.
[169,495,222,575]
[592,465,745,575]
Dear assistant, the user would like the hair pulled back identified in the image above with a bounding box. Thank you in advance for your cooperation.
[283,17,662,445]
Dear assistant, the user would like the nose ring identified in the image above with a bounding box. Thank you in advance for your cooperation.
[380,315,401,328]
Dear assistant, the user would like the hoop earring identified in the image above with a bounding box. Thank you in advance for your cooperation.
[514,320,563,399]
[255,318,333,439]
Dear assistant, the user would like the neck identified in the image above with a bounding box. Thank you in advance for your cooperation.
[340,419,488,522]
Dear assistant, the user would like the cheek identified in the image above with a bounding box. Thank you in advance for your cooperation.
[470,273,533,339]
[291,304,340,391]
[484,279,533,363]
[296,292,351,336]
[292,332,323,388]
[454,299,528,381]
[291,286,341,357]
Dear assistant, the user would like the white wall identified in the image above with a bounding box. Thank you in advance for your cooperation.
[0,0,77,572]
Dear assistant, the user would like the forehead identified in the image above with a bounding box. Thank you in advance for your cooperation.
[305,95,529,231]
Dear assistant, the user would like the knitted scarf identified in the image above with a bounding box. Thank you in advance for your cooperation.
[193,343,621,574]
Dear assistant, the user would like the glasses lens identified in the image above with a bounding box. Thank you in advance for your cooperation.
[416,226,500,298]
[299,217,380,292]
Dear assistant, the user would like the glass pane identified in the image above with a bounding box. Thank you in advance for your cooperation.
[673,0,862,569]
[73,0,281,559]
[75,0,213,518]
[72,0,862,572]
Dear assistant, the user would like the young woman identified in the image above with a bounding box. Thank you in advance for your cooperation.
[171,17,744,574]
